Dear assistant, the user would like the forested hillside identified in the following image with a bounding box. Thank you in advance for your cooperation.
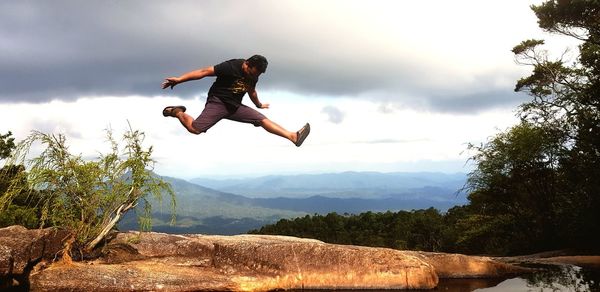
[250,209,462,252]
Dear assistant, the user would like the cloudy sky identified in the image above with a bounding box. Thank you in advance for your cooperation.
[0,1,579,179]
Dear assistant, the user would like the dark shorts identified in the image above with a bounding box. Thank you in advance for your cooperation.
[191,96,267,133]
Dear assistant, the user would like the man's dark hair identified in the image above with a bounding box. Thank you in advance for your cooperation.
[246,55,268,73]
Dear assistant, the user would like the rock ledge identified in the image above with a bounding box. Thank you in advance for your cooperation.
[0,226,528,291]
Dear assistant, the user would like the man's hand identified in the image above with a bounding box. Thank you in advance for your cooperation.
[162,77,181,90]
[162,67,214,90]
[258,102,270,109]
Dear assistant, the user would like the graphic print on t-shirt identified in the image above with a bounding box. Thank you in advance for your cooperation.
[231,77,252,94]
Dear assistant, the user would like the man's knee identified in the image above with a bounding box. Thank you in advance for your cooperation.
[188,128,202,135]
[188,124,203,135]
[191,120,208,134]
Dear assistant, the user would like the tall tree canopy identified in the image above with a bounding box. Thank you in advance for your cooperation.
[463,0,600,254]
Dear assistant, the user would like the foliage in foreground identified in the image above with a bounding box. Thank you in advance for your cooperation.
[0,131,40,228]
[0,127,175,256]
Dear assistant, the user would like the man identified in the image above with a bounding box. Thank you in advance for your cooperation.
[161,55,310,147]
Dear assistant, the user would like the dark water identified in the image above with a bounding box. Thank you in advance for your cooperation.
[294,264,599,292]
[444,264,600,292]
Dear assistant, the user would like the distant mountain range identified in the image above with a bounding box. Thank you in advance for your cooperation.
[190,171,467,199]
[119,175,306,235]
[120,172,468,235]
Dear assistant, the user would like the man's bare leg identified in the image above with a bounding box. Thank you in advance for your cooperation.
[173,109,201,135]
[261,118,298,143]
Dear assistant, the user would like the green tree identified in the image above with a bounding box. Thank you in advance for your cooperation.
[515,0,600,250]
[0,127,175,256]
[439,205,470,253]
[463,0,600,254]
[0,131,15,159]
[464,123,566,254]
[0,164,42,229]
[0,131,40,228]
[406,208,444,252]
[251,209,450,252]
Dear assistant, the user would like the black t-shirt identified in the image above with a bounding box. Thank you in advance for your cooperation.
[208,59,258,107]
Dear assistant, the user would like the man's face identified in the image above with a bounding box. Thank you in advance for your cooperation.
[243,62,262,79]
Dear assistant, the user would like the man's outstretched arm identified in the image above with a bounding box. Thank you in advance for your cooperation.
[162,66,215,89]
[249,88,269,109]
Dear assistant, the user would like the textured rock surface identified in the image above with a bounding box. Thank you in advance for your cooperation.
[31,232,439,291]
[415,252,530,278]
[0,225,70,288]
[0,227,534,291]
[496,252,600,269]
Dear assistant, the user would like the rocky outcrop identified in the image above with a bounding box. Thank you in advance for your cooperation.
[495,250,600,269]
[414,252,528,278]
[30,232,439,291]
[0,226,530,291]
[0,225,70,289]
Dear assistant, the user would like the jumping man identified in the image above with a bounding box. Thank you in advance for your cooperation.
[161,55,310,147]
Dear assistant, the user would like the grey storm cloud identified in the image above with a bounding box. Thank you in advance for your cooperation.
[427,89,529,113]
[371,88,527,115]
[0,1,527,114]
